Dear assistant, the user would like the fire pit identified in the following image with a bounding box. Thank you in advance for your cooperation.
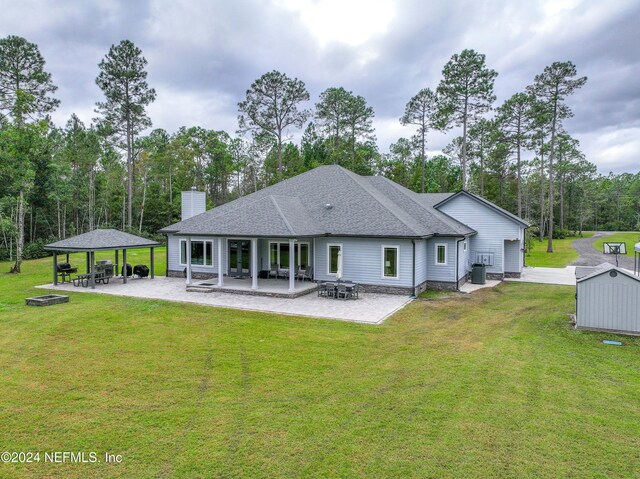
[25,294,70,306]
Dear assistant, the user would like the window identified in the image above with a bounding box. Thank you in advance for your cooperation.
[180,239,213,266]
[463,241,467,251]
[269,241,310,268]
[435,243,447,265]
[382,246,399,278]
[328,244,342,275]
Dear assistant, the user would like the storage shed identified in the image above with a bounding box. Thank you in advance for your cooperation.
[575,263,640,334]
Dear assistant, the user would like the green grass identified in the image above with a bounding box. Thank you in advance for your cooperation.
[526,232,594,267]
[1,253,639,478]
[592,232,640,257]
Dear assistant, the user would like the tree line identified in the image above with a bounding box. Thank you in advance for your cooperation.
[0,35,638,272]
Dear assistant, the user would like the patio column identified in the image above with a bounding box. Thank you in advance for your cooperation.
[186,237,192,286]
[150,247,155,279]
[251,238,258,290]
[90,251,96,289]
[217,238,224,287]
[288,238,295,293]
[123,249,127,284]
[53,251,58,286]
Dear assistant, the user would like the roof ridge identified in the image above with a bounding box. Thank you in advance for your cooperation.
[269,196,296,236]
[339,169,423,235]
[371,177,475,235]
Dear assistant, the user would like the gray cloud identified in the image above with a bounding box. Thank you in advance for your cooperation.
[1,0,638,173]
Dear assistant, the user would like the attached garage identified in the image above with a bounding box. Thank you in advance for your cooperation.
[575,263,640,335]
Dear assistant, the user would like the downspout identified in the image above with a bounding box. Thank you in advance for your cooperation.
[411,239,416,298]
[455,237,465,291]
[165,234,169,277]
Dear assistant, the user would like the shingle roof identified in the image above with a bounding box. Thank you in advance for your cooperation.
[160,165,477,238]
[45,229,161,251]
[576,262,640,283]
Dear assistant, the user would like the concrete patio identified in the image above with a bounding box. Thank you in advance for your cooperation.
[37,277,413,324]
[186,276,317,298]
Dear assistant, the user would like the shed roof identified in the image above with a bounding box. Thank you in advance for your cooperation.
[160,165,475,238]
[45,229,161,252]
[576,263,640,283]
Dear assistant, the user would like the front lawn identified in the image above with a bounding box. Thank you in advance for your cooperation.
[592,231,640,256]
[0,255,639,478]
[526,232,593,267]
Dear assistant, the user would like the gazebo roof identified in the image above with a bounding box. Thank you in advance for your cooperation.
[45,229,161,252]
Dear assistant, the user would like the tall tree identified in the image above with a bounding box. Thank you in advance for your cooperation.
[436,49,497,188]
[400,87,438,192]
[95,39,156,229]
[238,70,310,180]
[315,86,350,162]
[527,61,586,252]
[496,92,535,217]
[0,35,59,121]
[0,36,58,272]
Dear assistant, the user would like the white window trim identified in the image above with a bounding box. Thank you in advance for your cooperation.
[268,241,310,267]
[381,244,400,279]
[179,239,214,267]
[435,243,448,266]
[327,243,342,276]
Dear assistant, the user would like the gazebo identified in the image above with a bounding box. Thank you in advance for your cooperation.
[45,229,162,289]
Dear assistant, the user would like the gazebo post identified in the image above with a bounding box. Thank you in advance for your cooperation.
[86,252,90,274]
[115,250,119,277]
[66,253,69,263]
[90,251,96,289]
[53,251,58,286]
[123,249,127,284]
[150,247,155,279]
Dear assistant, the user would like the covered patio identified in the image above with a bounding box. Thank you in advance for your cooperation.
[45,229,162,289]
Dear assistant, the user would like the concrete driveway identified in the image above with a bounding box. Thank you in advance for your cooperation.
[505,266,576,285]
[38,277,412,324]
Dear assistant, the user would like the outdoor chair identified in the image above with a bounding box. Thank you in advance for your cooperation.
[346,283,359,299]
[277,266,289,279]
[269,263,278,279]
[298,266,313,281]
[317,282,330,297]
[336,283,351,300]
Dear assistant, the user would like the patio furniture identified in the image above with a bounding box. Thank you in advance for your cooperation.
[73,274,90,287]
[133,264,150,278]
[298,266,313,281]
[269,263,278,279]
[278,267,289,279]
[336,283,350,300]
[122,263,132,277]
[317,282,331,297]
[56,262,77,283]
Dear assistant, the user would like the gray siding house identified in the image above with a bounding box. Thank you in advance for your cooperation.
[160,165,528,295]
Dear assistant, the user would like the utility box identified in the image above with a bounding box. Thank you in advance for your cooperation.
[471,263,486,284]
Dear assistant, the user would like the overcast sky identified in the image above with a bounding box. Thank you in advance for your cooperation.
[2,0,639,173]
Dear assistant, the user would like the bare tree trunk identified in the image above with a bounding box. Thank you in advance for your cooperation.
[516,136,522,217]
[547,107,558,253]
[559,175,565,231]
[11,189,25,273]
[138,169,148,234]
[538,147,545,242]
[126,116,133,229]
